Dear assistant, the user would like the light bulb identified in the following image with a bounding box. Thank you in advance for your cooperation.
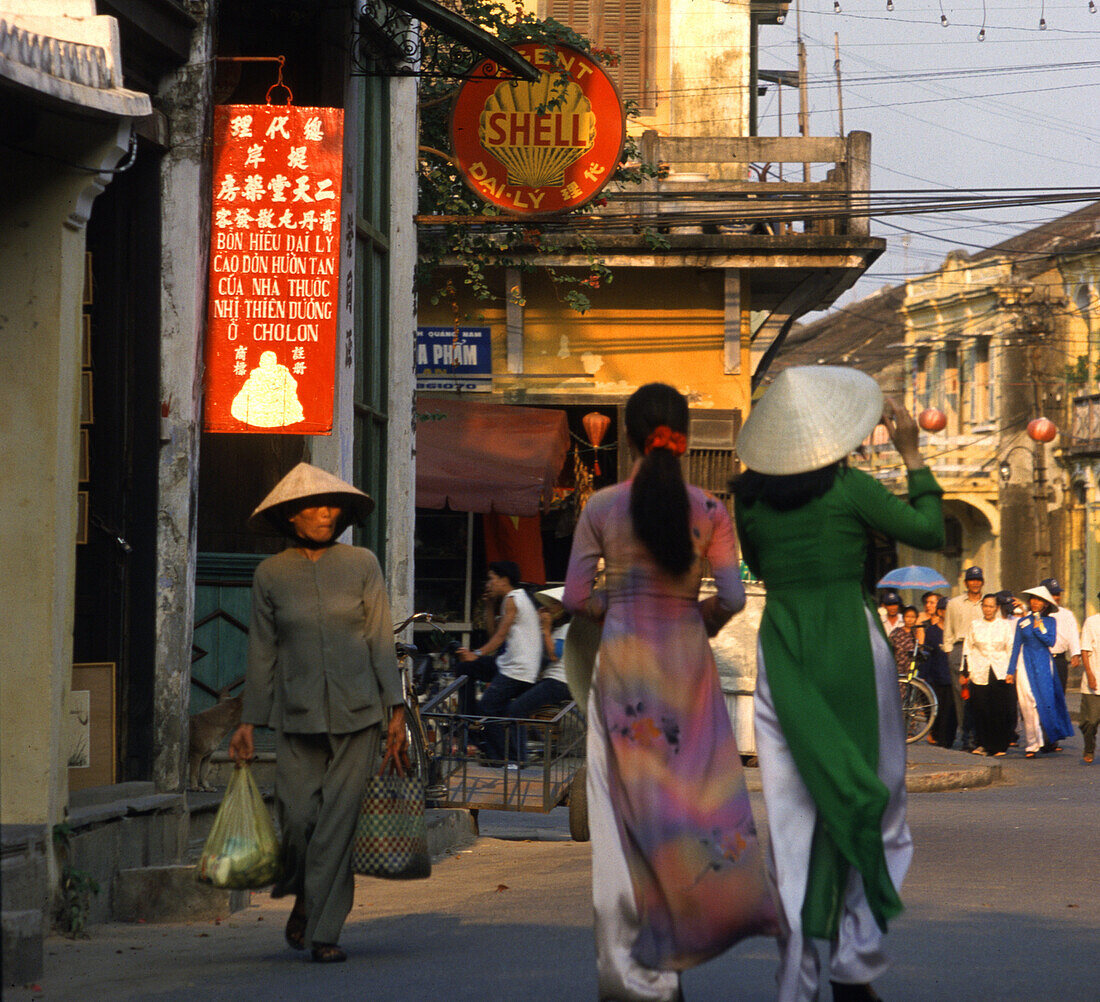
[940,12,949,24]
[886,0,893,9]
[777,12,786,21]
[1039,15,1047,26]
[833,0,841,11]
[1091,0,1097,13]
[977,26,985,38]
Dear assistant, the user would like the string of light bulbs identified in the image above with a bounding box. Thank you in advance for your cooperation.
[826,0,1097,33]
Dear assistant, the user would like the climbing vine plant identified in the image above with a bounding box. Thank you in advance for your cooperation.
[416,0,658,315]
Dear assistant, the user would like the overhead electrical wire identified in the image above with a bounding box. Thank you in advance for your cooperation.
[419,190,1100,233]
[656,58,1100,96]
[786,26,1100,152]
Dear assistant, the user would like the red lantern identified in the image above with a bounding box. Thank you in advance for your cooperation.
[1027,417,1058,443]
[582,411,611,476]
[918,408,947,432]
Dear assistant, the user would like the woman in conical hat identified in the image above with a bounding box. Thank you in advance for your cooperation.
[1005,585,1074,757]
[731,366,945,1002]
[229,462,404,964]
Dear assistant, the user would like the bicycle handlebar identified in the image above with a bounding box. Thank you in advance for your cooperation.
[393,611,450,635]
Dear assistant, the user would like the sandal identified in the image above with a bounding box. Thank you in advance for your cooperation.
[285,907,307,951]
[311,943,347,963]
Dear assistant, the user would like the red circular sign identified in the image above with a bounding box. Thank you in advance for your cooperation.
[450,43,626,216]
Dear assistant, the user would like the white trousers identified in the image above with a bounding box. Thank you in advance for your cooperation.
[754,610,913,1002]
[587,686,681,1002]
[1014,665,1043,753]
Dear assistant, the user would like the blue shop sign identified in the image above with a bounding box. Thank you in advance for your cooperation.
[415,326,491,392]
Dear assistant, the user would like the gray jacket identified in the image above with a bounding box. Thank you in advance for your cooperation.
[242,544,401,734]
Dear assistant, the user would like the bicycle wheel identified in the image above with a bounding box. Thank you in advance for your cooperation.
[899,677,937,744]
[403,701,429,781]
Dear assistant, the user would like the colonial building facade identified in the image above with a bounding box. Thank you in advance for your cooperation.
[777,203,1100,612]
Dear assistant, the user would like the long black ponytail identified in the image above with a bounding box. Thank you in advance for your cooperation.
[626,383,694,577]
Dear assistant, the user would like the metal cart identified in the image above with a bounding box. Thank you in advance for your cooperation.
[419,677,590,841]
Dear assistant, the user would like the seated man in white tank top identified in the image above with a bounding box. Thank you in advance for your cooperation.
[457,560,543,762]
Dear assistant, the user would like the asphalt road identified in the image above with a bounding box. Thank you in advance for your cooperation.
[8,736,1097,1002]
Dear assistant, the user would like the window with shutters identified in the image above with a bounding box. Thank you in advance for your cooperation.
[685,409,742,521]
[546,0,654,110]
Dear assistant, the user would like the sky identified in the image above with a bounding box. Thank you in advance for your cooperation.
[750,0,1100,314]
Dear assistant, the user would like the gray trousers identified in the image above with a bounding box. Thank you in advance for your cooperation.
[948,648,972,744]
[1081,693,1100,757]
[272,725,380,946]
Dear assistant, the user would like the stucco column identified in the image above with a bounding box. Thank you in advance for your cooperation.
[386,72,420,620]
[0,119,132,826]
[152,8,217,793]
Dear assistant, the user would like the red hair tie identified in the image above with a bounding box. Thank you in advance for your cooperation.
[644,425,688,456]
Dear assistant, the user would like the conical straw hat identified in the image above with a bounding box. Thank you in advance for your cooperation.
[736,366,884,476]
[248,462,374,533]
[1020,585,1056,607]
[534,586,565,609]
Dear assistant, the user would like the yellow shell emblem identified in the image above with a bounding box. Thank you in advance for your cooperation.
[478,73,596,188]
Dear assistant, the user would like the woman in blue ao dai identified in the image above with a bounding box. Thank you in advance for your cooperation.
[1006,585,1073,756]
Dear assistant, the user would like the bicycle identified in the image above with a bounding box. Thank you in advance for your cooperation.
[898,658,938,744]
[393,612,458,803]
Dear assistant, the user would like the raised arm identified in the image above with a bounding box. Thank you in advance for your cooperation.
[850,397,945,550]
[1025,615,1057,650]
[844,466,945,552]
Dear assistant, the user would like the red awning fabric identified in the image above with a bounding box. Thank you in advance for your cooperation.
[415,397,571,516]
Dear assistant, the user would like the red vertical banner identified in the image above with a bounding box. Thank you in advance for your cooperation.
[204,104,344,434]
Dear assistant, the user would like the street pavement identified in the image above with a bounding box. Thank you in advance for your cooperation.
[6,732,1097,1002]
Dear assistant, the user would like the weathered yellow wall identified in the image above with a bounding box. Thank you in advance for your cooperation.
[419,266,753,414]
[0,155,91,826]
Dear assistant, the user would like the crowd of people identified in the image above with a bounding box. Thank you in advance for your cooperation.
[883,568,1093,763]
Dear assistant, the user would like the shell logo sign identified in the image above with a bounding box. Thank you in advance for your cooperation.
[451,43,625,216]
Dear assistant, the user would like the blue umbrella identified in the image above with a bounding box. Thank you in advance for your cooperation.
[876,565,949,590]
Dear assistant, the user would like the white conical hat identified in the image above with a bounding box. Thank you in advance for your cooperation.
[534,586,565,609]
[248,462,374,533]
[1020,585,1056,607]
[736,366,884,476]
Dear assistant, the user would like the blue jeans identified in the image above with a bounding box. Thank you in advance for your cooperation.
[505,679,572,761]
[477,674,533,762]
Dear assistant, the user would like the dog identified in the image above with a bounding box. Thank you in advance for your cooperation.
[188,694,243,791]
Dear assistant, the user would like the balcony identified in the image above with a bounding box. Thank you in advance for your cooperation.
[602,130,873,238]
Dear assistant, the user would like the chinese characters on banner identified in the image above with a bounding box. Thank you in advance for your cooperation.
[450,43,625,216]
[203,104,344,434]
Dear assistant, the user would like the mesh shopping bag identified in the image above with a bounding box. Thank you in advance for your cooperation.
[197,763,281,889]
[351,765,431,880]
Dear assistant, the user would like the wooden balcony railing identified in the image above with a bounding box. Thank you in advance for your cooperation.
[602,130,871,237]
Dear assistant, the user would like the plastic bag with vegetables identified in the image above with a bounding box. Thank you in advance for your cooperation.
[197,764,281,889]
